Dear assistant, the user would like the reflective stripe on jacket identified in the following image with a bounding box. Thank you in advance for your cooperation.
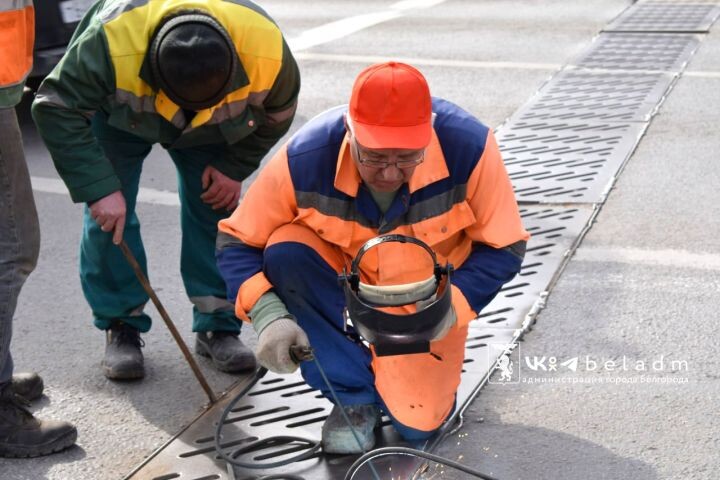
[219,98,529,321]
[32,0,299,203]
[0,0,34,108]
[218,98,529,430]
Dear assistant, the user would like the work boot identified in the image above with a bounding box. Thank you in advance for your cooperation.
[10,373,44,401]
[102,322,145,380]
[195,331,256,373]
[0,384,77,458]
[321,404,381,454]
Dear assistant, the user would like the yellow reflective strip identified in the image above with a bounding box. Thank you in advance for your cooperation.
[103,0,285,125]
[154,90,180,124]
[103,1,155,97]
[192,108,213,126]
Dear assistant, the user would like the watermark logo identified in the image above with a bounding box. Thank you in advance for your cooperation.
[488,343,520,384]
[561,357,578,372]
[489,349,689,385]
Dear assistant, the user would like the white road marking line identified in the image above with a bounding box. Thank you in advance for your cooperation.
[287,0,448,51]
[390,0,447,10]
[295,51,561,71]
[293,55,717,76]
[31,176,180,206]
[573,246,720,271]
[683,71,720,78]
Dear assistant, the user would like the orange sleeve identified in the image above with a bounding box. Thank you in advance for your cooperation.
[465,129,529,247]
[218,144,298,319]
[0,4,34,88]
[219,144,298,247]
[451,284,477,328]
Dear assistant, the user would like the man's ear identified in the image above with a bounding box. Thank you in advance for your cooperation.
[343,113,350,136]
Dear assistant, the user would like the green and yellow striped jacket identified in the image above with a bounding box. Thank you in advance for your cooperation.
[32,0,300,203]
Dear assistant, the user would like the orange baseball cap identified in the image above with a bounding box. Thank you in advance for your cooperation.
[348,62,432,150]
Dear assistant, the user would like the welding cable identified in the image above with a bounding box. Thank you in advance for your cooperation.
[312,355,383,480]
[344,447,500,480]
[214,366,322,471]
[213,354,383,479]
[215,355,498,480]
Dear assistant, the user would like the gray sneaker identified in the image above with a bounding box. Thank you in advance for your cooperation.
[0,384,77,458]
[195,331,256,373]
[10,373,44,401]
[102,322,145,380]
[321,404,381,454]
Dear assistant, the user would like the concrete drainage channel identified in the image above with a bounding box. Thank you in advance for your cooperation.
[125,2,720,479]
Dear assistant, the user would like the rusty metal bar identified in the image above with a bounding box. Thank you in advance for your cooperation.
[118,240,218,404]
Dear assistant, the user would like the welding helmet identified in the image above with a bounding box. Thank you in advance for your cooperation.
[339,235,455,357]
[149,12,237,111]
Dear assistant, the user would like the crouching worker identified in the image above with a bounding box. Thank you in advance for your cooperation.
[216,62,529,453]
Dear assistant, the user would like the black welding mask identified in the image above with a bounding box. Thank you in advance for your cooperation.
[339,235,455,357]
[149,12,237,111]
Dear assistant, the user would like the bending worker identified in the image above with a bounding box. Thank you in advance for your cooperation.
[217,62,528,453]
[32,0,300,379]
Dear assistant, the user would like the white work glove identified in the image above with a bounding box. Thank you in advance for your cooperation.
[256,317,310,374]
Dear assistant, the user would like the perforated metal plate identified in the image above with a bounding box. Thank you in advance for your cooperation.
[570,33,701,72]
[604,1,720,32]
[125,206,591,480]
[512,70,676,123]
[458,206,595,401]
[498,119,647,203]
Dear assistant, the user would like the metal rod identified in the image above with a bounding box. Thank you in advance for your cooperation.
[118,240,217,404]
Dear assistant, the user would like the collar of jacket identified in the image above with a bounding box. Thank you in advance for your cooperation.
[333,129,450,198]
[137,45,248,128]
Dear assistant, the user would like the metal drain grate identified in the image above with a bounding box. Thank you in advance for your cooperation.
[498,119,647,203]
[512,70,676,123]
[126,206,591,480]
[604,2,720,32]
[571,33,701,71]
[468,206,593,332]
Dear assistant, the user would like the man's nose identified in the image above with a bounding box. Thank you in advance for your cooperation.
[379,164,403,181]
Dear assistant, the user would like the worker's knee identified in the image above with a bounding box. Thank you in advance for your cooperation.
[392,421,439,442]
[265,224,346,272]
[382,396,456,442]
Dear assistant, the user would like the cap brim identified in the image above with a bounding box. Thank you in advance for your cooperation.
[353,121,432,150]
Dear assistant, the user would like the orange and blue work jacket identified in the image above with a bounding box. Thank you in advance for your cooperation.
[218,98,529,430]
[0,0,34,108]
[31,0,299,203]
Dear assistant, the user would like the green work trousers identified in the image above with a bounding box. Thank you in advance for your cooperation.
[81,112,239,334]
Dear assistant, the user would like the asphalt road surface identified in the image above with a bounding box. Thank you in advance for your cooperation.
[3,1,719,479]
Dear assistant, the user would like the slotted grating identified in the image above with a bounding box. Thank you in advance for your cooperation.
[604,1,720,32]
[571,33,701,71]
[497,119,647,203]
[512,70,676,123]
[126,206,591,480]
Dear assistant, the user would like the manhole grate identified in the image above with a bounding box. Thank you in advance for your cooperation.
[571,33,701,71]
[126,206,592,480]
[498,119,647,203]
[512,70,676,123]
[604,1,720,32]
